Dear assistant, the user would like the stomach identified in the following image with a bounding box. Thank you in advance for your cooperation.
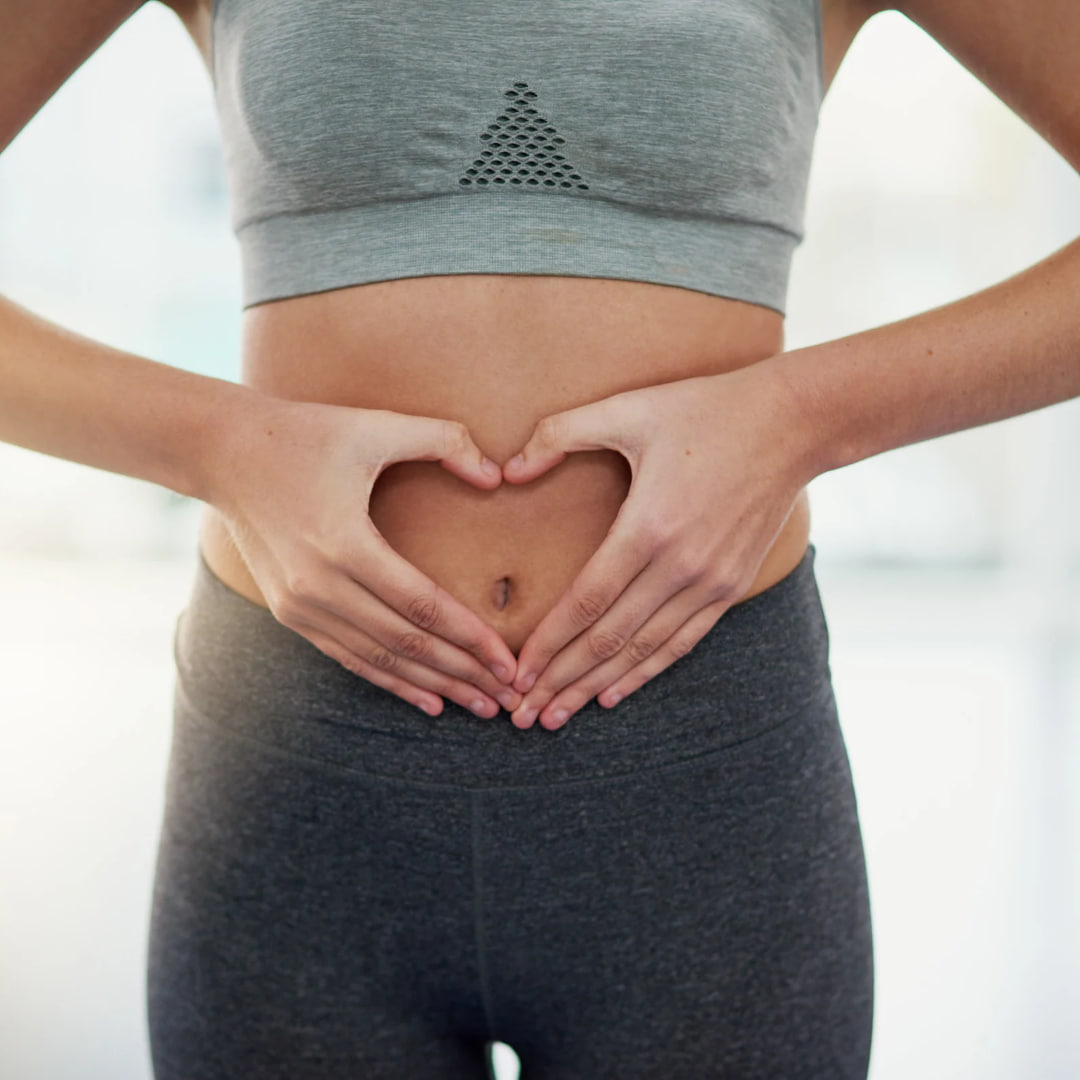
[198,273,811,656]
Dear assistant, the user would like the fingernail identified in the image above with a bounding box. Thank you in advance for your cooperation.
[518,707,538,727]
[491,663,511,682]
[481,457,499,476]
[507,453,524,471]
[471,698,494,718]
[516,671,537,693]
[606,691,622,706]
[549,707,569,726]
[497,690,518,710]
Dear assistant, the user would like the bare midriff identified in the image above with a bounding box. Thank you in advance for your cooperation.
[199,273,811,656]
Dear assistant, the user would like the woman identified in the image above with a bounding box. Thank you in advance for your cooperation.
[2,0,1077,1076]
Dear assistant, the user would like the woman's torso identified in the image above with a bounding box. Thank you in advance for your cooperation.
[171,0,867,656]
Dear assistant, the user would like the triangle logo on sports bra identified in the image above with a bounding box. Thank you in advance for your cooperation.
[457,81,590,192]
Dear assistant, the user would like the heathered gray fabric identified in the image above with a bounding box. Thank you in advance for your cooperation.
[146,543,875,1078]
[209,0,824,315]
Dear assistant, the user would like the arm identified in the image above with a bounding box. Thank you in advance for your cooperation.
[0,292,258,502]
[775,234,1080,481]
[0,0,523,714]
[498,0,1080,728]
[0,0,249,503]
[774,0,1080,479]
[500,234,1080,726]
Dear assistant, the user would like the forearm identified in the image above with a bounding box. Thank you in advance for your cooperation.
[0,292,261,502]
[768,234,1080,479]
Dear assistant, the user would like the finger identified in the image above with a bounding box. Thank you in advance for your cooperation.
[510,520,656,694]
[349,531,519,683]
[502,395,642,485]
[292,622,444,717]
[289,611,511,719]
[311,578,524,711]
[385,414,502,491]
[524,587,725,729]
[596,597,731,714]
[509,554,699,723]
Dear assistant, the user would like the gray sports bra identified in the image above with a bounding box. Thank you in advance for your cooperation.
[209,0,824,315]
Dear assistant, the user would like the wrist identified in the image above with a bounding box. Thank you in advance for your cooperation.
[186,380,280,507]
[750,347,845,483]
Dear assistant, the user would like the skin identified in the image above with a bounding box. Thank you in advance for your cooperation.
[494,0,1080,729]
[6,0,1074,730]
[183,0,876,720]
[186,0,1080,728]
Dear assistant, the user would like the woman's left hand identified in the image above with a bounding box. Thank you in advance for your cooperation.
[500,359,818,730]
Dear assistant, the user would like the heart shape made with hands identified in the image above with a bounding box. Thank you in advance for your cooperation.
[382,366,784,731]
[379,441,626,633]
[366,433,626,725]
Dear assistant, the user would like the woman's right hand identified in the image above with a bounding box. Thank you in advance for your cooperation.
[202,391,523,719]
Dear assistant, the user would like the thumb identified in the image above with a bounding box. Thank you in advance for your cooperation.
[390,415,502,490]
[502,400,619,484]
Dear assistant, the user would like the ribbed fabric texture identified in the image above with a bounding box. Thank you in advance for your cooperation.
[209,0,824,315]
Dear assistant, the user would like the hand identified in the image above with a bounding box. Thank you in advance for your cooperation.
[499,361,814,730]
[206,393,523,719]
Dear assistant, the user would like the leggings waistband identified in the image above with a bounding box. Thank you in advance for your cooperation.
[172,542,832,789]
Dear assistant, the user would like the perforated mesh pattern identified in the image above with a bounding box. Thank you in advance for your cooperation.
[457,81,590,191]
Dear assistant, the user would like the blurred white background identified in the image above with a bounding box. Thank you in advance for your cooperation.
[1,4,1078,1079]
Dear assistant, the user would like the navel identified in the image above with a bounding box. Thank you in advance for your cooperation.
[492,575,512,611]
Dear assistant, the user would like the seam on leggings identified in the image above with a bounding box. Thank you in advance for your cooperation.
[172,673,835,794]
[471,791,497,1042]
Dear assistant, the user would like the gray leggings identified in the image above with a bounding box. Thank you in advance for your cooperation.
[146,541,873,1079]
